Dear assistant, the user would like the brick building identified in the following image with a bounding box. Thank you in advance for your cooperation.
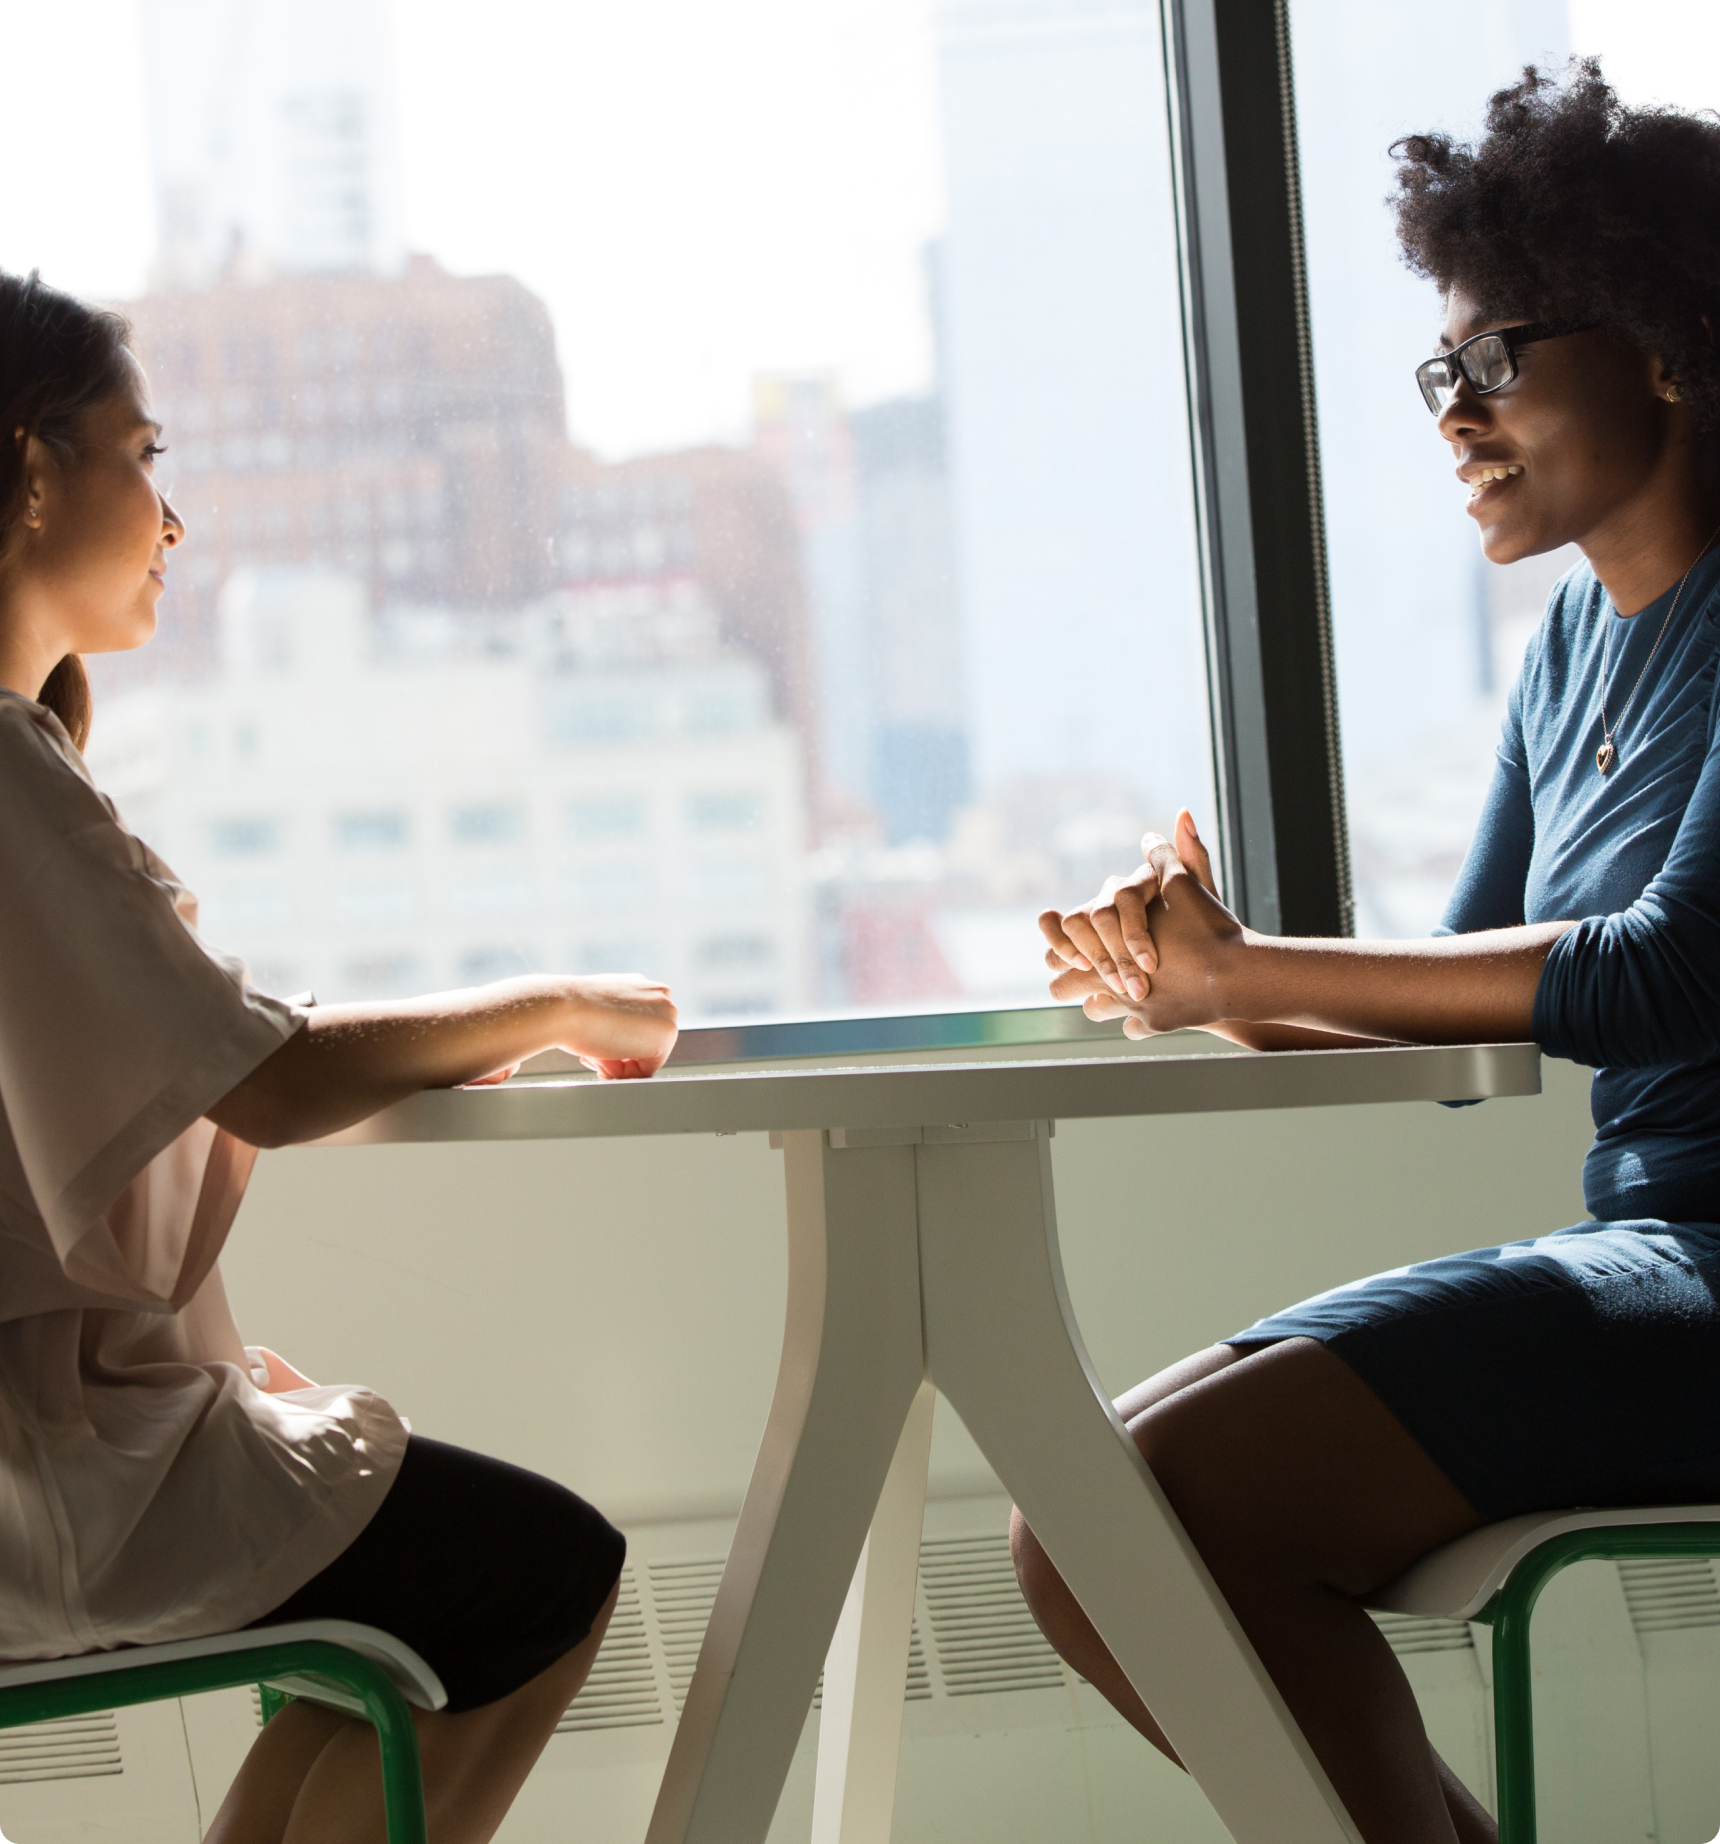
[118,261,816,775]
[124,257,563,671]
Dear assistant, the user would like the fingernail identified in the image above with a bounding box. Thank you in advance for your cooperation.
[1073,955,1092,971]
[1125,974,1146,999]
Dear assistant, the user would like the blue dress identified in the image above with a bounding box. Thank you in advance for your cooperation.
[1229,545,1720,1519]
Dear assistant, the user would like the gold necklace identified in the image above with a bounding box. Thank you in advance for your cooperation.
[1596,517,1720,775]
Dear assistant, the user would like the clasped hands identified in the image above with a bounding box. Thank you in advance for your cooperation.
[1039,809,1246,1039]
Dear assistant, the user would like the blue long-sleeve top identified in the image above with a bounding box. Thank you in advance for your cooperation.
[1442,543,1720,1223]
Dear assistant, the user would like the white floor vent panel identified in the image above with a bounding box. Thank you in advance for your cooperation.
[1370,1613,1476,1658]
[904,1620,933,1701]
[918,1534,1067,1697]
[558,1568,663,1734]
[647,1557,728,1714]
[810,1622,931,1710]
[1618,1556,1720,1634]
[554,1513,1065,1746]
[0,1711,122,1783]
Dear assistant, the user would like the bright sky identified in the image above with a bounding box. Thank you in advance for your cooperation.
[0,1,1713,458]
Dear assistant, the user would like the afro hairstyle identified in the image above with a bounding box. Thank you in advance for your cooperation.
[1391,58,1720,430]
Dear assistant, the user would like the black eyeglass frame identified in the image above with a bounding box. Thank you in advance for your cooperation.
[1415,318,1600,415]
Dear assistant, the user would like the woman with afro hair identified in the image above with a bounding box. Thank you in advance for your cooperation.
[1020,58,1720,1844]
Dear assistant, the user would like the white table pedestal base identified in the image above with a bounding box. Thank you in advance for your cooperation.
[644,1123,1365,1844]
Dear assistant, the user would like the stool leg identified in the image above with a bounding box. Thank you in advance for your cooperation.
[1489,1597,1537,1844]
[369,1686,430,1844]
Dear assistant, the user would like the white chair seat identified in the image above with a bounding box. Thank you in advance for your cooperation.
[0,1620,447,1713]
[1367,1504,1720,1621]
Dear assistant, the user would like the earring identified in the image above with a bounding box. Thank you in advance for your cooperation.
[1666,383,1684,403]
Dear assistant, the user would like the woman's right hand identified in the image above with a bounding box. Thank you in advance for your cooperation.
[214,970,681,1145]
[559,974,679,1079]
[1039,810,1223,1004]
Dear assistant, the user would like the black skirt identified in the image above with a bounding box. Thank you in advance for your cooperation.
[1226,1219,1720,1523]
[248,1435,625,1713]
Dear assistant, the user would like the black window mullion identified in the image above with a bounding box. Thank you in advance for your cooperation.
[1159,0,1352,938]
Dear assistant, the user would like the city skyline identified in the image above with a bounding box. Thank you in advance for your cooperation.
[10,0,1720,966]
[73,0,1057,1018]
[4,1,1715,464]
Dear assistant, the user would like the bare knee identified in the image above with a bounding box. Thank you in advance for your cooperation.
[1009,1505,1076,1632]
[546,1575,622,1697]
[588,1576,621,1646]
[1008,1505,1044,1593]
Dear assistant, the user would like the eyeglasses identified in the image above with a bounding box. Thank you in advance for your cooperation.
[1415,319,1599,415]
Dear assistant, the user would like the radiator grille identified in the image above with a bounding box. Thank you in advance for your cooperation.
[647,1558,728,1714]
[558,1568,663,1733]
[0,1711,122,1783]
[905,1619,932,1701]
[1619,1557,1720,1634]
[811,1620,931,1709]
[555,1530,1064,1740]
[1370,1612,1476,1658]
[919,1535,1067,1696]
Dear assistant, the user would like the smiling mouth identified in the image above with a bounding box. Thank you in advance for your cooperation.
[1466,463,1523,507]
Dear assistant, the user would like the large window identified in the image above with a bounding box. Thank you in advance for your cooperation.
[9,0,1212,1028]
[1294,0,1718,937]
[14,3,1715,1033]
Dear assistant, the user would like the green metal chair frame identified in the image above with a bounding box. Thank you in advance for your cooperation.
[1372,1506,1720,1844]
[0,1632,431,1844]
[1471,1521,1720,1844]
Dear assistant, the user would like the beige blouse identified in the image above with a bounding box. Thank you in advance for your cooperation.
[0,691,407,1662]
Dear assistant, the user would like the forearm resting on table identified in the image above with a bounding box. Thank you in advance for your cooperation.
[1213,922,1573,1045]
[208,977,580,1149]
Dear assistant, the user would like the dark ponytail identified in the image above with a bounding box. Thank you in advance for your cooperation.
[0,270,136,751]
[37,655,92,749]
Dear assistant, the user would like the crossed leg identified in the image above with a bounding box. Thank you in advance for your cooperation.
[1011,1339,1495,1844]
[205,1579,619,1844]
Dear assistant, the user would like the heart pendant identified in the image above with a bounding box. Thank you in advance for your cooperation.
[1596,740,1617,775]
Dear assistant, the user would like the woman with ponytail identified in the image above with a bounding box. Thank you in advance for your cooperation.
[0,269,679,1842]
[0,276,125,744]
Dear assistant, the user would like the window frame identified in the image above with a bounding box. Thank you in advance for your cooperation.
[1160,0,1351,939]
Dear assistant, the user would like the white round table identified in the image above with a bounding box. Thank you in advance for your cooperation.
[318,1040,1541,1844]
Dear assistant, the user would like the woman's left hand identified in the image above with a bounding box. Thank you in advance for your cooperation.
[245,1346,318,1393]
